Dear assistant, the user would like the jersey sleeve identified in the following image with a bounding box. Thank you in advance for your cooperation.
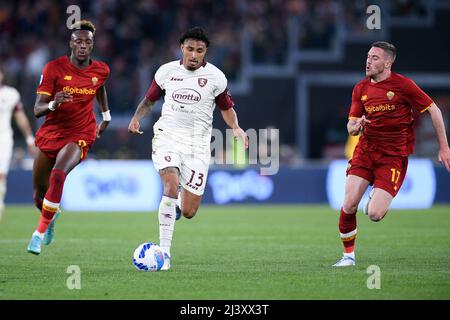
[13,101,23,112]
[213,70,234,110]
[102,63,111,82]
[145,65,166,102]
[213,71,227,97]
[348,83,364,119]
[153,65,166,90]
[402,78,434,113]
[215,88,235,110]
[11,88,21,110]
[145,79,164,102]
[36,62,56,96]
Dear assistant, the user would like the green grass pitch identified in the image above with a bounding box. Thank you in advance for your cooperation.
[1,205,449,300]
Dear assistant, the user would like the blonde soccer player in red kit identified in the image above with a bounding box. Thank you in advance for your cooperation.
[333,41,450,267]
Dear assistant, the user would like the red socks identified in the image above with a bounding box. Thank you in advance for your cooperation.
[45,169,67,203]
[36,169,66,233]
[36,210,55,233]
[338,208,357,253]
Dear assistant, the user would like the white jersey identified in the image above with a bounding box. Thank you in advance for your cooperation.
[0,85,20,139]
[0,85,20,173]
[152,60,228,147]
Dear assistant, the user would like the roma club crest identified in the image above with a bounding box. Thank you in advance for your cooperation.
[198,78,208,87]
[91,77,98,85]
[386,91,395,100]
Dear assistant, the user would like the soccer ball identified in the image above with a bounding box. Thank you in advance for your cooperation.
[132,242,165,271]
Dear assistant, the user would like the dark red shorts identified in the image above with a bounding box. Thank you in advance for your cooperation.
[347,146,408,197]
[35,135,92,161]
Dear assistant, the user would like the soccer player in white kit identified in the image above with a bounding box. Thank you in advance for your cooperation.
[0,68,36,222]
[128,27,248,270]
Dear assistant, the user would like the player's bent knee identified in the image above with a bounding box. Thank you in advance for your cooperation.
[368,214,381,222]
[368,210,387,222]
[342,202,358,215]
[343,196,360,214]
[182,207,198,219]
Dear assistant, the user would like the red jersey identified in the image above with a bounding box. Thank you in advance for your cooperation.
[36,55,110,144]
[349,72,433,156]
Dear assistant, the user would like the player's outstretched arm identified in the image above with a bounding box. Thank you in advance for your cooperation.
[33,92,72,118]
[220,107,249,149]
[427,103,450,171]
[128,97,155,135]
[95,85,111,138]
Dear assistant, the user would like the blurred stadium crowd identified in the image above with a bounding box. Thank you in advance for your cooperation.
[0,0,442,165]
[1,0,429,112]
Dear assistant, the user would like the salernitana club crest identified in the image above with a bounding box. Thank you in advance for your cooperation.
[198,78,207,87]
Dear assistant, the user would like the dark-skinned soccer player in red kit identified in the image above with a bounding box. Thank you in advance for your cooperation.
[27,20,111,255]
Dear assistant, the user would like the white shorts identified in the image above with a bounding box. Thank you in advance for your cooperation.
[0,137,13,174]
[152,130,210,196]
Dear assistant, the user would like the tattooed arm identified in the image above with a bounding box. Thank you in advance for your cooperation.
[128,97,156,135]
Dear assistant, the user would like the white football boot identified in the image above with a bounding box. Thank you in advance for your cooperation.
[161,253,171,271]
[332,253,356,267]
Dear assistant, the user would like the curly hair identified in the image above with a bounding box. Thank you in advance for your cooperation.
[69,19,96,35]
[179,26,210,47]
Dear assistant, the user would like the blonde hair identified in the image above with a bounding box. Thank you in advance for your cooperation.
[70,20,96,35]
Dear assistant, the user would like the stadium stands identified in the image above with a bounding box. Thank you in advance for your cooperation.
[1,0,449,164]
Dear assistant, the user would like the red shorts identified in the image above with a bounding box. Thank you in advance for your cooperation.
[347,146,408,197]
[35,135,93,161]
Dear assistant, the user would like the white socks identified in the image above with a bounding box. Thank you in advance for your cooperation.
[32,230,44,239]
[158,195,177,257]
[344,252,355,260]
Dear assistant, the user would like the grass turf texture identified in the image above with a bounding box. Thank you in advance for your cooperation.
[1,205,449,300]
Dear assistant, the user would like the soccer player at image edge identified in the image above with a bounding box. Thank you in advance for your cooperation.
[333,41,450,267]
